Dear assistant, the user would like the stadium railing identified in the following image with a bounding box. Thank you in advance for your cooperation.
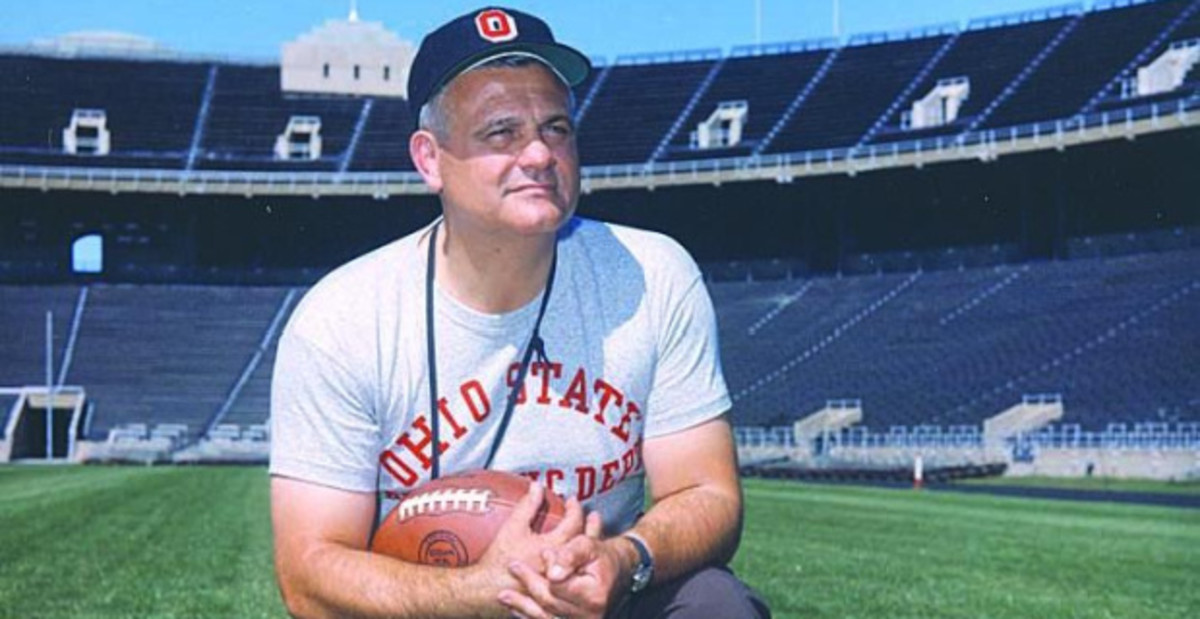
[735,421,1200,451]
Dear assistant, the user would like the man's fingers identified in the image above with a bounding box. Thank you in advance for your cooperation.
[498,588,550,619]
[584,510,603,539]
[545,535,598,582]
[505,561,582,618]
[506,481,547,530]
[550,496,584,540]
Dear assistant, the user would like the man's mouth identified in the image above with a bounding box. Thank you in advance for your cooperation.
[507,183,557,195]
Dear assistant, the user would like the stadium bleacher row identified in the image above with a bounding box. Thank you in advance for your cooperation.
[2,248,1196,444]
[1,0,1197,172]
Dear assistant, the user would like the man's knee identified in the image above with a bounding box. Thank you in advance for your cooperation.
[650,566,770,618]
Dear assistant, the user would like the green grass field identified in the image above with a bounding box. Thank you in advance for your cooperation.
[1,467,1197,618]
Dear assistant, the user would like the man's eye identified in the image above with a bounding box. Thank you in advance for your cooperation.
[542,124,572,141]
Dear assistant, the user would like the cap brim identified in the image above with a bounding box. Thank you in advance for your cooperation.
[436,42,592,97]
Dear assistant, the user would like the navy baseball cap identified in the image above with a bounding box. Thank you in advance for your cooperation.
[407,6,591,121]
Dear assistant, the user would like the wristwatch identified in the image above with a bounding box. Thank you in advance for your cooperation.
[623,534,654,594]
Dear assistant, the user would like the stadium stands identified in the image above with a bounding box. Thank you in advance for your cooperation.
[0,285,80,386]
[0,2,1197,463]
[15,248,1183,443]
[980,0,1192,129]
[658,41,836,161]
[867,10,1076,144]
[197,64,364,171]
[1,1,1196,174]
[63,285,289,440]
[216,288,302,429]
[1090,4,1200,111]
[576,52,722,166]
[717,249,1200,431]
[348,97,414,171]
[0,55,208,167]
[762,28,952,155]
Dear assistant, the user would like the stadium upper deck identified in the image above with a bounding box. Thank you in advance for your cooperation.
[0,0,1195,182]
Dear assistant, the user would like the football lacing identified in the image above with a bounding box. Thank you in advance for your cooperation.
[398,488,492,520]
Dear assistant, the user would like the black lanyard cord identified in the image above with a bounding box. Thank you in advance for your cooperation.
[425,223,556,480]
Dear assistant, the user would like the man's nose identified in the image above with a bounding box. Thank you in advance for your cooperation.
[517,134,556,171]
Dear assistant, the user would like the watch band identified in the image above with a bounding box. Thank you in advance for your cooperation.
[623,533,654,593]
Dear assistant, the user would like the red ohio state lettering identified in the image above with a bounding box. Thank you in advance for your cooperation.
[532,362,563,405]
[460,380,491,423]
[592,378,625,426]
[610,400,641,442]
[475,9,518,42]
[380,450,419,487]
[546,468,565,494]
[575,465,596,500]
[396,415,448,470]
[436,397,468,440]
[558,367,590,414]
[506,362,528,405]
[599,459,621,493]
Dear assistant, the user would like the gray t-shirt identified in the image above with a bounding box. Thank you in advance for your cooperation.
[269,217,730,533]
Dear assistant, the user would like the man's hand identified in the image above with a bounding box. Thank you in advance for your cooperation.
[471,483,589,598]
[498,511,635,619]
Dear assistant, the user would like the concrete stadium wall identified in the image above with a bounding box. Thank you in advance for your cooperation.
[739,444,1200,481]
[1007,448,1200,481]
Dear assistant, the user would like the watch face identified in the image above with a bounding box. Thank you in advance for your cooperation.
[631,565,653,592]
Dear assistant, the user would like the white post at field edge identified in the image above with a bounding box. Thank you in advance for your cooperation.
[913,453,924,490]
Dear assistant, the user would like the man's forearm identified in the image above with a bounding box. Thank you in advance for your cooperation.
[279,541,509,619]
[619,482,742,584]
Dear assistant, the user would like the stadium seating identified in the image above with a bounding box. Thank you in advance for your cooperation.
[63,285,289,440]
[347,97,415,171]
[196,65,363,171]
[981,0,1191,129]
[0,55,207,167]
[762,29,952,155]
[0,285,81,386]
[576,52,721,166]
[1,2,1197,452]
[1,1,1196,172]
[217,288,303,429]
[716,249,1200,431]
[3,253,1195,447]
[867,12,1075,145]
[1091,5,1200,111]
[658,42,836,161]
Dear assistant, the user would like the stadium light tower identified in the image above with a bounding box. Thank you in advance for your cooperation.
[755,0,762,45]
[349,0,359,23]
[833,0,841,38]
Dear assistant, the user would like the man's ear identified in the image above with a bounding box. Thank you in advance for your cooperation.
[410,130,443,193]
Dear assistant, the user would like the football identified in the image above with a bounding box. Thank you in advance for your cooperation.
[370,469,567,567]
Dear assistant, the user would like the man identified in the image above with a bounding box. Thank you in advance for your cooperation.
[270,6,769,618]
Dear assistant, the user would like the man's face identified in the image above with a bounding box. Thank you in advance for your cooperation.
[431,62,580,239]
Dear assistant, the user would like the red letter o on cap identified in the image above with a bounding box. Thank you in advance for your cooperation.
[476,9,518,42]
